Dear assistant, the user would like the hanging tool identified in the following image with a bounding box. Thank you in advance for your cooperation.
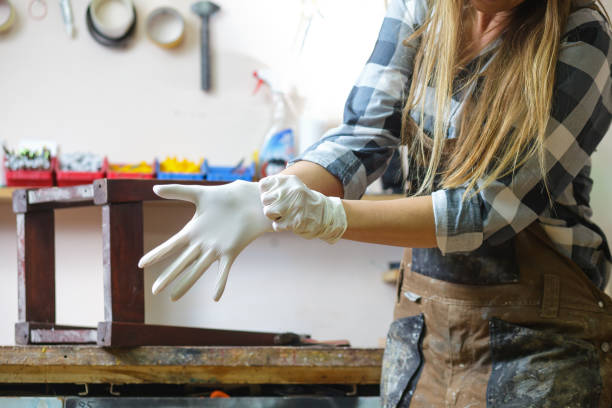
[145,6,185,49]
[28,0,47,20]
[89,0,135,39]
[191,1,220,92]
[59,0,75,38]
[86,0,137,48]
[0,0,16,33]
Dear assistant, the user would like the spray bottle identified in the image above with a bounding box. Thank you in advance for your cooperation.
[253,69,298,179]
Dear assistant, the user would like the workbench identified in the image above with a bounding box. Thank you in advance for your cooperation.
[0,346,382,385]
[4,180,389,405]
[0,345,383,406]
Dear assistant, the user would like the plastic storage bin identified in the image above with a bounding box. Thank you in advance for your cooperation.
[204,160,255,182]
[56,157,107,186]
[155,159,205,181]
[107,162,155,179]
[5,157,56,187]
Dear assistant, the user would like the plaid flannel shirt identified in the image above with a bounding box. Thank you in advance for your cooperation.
[294,0,612,289]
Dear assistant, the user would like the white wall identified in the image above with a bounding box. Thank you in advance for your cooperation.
[0,0,398,347]
[0,0,611,347]
[0,0,384,163]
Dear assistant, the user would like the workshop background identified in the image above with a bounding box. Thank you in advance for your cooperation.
[0,0,611,348]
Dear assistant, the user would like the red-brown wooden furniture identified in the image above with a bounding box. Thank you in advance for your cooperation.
[12,179,324,347]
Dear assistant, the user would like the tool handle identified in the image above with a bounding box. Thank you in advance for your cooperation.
[59,0,74,37]
[200,18,211,92]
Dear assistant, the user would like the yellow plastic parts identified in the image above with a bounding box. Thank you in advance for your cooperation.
[160,157,202,173]
[110,161,153,173]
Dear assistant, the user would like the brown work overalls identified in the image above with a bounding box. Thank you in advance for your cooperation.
[382,223,612,407]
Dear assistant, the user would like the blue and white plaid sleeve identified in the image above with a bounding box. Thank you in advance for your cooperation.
[293,0,428,199]
[432,8,612,255]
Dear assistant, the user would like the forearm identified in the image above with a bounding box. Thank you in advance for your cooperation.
[341,195,437,248]
[281,160,344,198]
[276,162,437,248]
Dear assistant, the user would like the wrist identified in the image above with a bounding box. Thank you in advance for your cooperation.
[319,196,347,244]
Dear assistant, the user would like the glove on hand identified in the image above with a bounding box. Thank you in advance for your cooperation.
[258,174,347,244]
[138,181,273,301]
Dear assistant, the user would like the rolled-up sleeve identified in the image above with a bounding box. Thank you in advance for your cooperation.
[293,0,427,199]
[433,11,612,254]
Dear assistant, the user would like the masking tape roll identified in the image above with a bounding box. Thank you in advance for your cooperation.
[89,0,135,39]
[0,0,15,33]
[146,7,185,49]
[86,3,136,47]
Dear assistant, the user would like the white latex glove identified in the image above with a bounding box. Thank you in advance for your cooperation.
[138,181,273,302]
[259,174,347,244]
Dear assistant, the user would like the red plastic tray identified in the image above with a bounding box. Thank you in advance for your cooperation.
[55,157,108,186]
[5,158,56,187]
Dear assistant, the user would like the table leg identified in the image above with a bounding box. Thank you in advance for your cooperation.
[15,211,56,344]
[102,202,144,323]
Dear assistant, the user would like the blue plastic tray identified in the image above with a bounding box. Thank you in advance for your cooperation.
[203,160,255,182]
[155,159,205,181]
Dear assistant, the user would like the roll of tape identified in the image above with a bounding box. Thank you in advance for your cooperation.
[89,0,135,39]
[146,7,185,49]
[0,0,15,33]
[86,3,136,47]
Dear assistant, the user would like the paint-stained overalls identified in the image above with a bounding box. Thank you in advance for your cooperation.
[382,223,612,407]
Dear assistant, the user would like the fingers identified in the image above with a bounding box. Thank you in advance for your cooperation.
[260,189,280,207]
[258,175,281,193]
[260,184,283,220]
[261,188,295,221]
[259,174,301,192]
[262,203,283,221]
[153,184,204,204]
[138,231,189,269]
[151,244,200,295]
[170,249,217,301]
[272,219,291,232]
[260,175,307,222]
[213,256,236,302]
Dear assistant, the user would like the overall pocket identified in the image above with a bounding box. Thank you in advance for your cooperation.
[380,314,425,408]
[487,318,602,408]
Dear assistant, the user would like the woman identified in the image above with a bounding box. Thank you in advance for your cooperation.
[139,0,612,406]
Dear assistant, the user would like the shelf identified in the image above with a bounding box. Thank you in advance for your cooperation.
[0,187,15,203]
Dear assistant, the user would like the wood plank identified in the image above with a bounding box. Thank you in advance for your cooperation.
[12,185,95,213]
[15,322,97,345]
[97,322,306,347]
[94,179,225,205]
[11,189,28,213]
[102,203,144,323]
[0,346,383,385]
[28,184,94,204]
[16,211,55,325]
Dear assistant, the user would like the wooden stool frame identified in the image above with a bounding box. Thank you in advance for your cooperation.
[13,179,297,347]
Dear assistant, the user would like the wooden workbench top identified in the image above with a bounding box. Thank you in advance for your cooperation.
[0,346,383,385]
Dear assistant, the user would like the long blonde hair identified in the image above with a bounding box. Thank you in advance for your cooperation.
[401,0,608,198]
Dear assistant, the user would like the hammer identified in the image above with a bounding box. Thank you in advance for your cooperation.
[191,1,220,92]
